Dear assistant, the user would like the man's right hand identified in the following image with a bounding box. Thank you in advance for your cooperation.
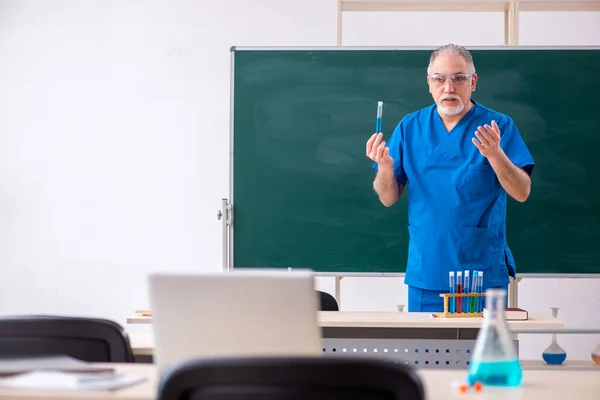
[366,132,394,170]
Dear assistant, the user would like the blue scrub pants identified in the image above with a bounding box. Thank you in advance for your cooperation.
[408,284,509,312]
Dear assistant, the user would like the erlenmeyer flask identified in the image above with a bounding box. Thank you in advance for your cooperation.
[467,288,522,387]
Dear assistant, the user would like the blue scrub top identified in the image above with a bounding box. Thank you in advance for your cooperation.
[373,102,535,291]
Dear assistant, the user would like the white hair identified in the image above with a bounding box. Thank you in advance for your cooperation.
[427,44,476,75]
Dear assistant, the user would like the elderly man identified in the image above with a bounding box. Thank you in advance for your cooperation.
[366,44,535,312]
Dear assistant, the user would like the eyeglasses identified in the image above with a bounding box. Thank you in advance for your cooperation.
[428,73,474,86]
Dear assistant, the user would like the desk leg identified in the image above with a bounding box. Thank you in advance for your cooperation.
[335,276,343,310]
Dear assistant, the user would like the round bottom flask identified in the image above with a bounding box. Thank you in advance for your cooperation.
[541,308,567,365]
[592,343,600,365]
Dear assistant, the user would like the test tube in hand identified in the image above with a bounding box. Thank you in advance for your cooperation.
[375,101,383,133]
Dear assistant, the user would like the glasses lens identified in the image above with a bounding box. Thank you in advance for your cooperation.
[452,74,468,84]
[431,75,445,85]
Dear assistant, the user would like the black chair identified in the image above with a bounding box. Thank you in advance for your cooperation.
[317,290,339,311]
[0,315,134,362]
[157,356,424,400]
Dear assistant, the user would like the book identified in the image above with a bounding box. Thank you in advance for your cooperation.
[483,307,528,320]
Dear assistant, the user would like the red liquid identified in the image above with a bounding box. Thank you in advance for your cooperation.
[457,284,463,313]
[592,353,600,365]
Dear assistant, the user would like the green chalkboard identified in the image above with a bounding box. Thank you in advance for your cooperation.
[231,47,600,275]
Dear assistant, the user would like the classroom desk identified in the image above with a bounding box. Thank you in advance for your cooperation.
[126,331,600,371]
[0,363,598,400]
[130,333,153,357]
[127,311,564,367]
[126,311,563,331]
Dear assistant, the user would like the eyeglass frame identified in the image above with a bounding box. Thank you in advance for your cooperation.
[427,73,475,86]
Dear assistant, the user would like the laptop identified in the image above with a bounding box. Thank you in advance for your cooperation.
[148,269,322,373]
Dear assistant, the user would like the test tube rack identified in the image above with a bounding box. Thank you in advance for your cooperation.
[433,293,485,318]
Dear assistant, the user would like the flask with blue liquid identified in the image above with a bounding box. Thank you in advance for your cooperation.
[542,307,567,365]
[467,288,523,387]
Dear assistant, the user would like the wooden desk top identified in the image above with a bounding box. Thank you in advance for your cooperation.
[126,311,564,330]
[0,363,597,399]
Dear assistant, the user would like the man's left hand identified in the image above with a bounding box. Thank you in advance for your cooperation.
[472,120,503,159]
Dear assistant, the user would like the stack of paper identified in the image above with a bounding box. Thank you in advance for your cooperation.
[0,355,144,391]
[0,355,113,376]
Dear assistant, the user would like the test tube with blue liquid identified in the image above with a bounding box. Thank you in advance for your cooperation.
[477,271,484,312]
[375,101,383,133]
[449,271,455,313]
[463,271,470,313]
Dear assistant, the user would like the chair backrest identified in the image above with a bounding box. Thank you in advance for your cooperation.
[317,290,339,311]
[0,315,134,363]
[157,356,425,400]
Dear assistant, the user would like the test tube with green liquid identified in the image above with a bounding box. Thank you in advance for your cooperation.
[470,270,478,313]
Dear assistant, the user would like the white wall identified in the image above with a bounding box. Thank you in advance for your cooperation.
[0,0,598,362]
[0,0,336,318]
[342,12,505,45]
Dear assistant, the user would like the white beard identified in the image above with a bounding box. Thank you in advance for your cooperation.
[438,96,464,116]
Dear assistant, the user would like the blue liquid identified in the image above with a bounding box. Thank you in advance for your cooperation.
[542,352,566,365]
[375,117,382,133]
[467,359,523,387]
